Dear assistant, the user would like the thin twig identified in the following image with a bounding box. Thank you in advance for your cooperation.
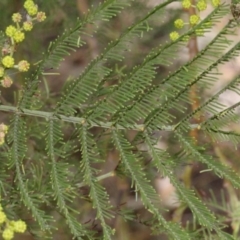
[76,171,115,188]
[0,104,201,131]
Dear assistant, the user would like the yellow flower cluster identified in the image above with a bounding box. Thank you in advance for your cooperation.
[212,0,220,7]
[1,76,13,88]
[197,0,207,11]
[182,0,192,9]
[0,124,8,146]
[169,0,220,41]
[0,0,46,88]
[174,19,185,29]
[2,56,14,68]
[0,204,27,240]
[189,14,200,25]
[170,31,180,41]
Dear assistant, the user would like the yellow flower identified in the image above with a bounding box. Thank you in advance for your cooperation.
[174,19,184,29]
[182,0,191,9]
[23,21,33,31]
[36,12,47,22]
[189,14,200,25]
[12,220,27,233]
[2,228,14,240]
[1,76,13,88]
[12,13,22,23]
[0,211,6,224]
[24,0,35,9]
[13,31,25,43]
[197,0,207,11]
[18,60,30,72]
[2,56,14,68]
[212,0,220,7]
[27,6,38,16]
[169,31,179,41]
[5,25,17,38]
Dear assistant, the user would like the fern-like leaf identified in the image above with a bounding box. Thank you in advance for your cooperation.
[112,130,191,240]
[7,115,53,232]
[55,0,175,116]
[176,131,240,189]
[78,125,114,240]
[45,119,92,239]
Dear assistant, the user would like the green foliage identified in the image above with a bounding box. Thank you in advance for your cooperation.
[1,0,240,239]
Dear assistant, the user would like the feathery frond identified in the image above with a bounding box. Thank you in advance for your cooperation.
[1,0,240,239]
[79,125,114,240]
[45,119,91,239]
[55,0,175,116]
[112,130,191,239]
[176,132,240,189]
[7,115,53,232]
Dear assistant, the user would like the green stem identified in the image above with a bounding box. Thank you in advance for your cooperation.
[0,105,200,131]
[75,171,115,188]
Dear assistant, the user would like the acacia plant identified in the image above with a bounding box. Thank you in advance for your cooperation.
[1,0,240,239]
